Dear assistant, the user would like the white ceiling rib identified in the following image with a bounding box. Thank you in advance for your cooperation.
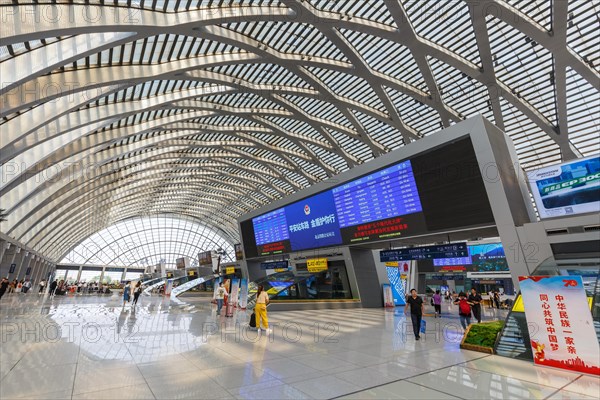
[0,0,597,261]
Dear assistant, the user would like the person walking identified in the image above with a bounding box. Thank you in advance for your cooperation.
[254,285,270,332]
[493,291,501,309]
[49,279,58,297]
[432,290,442,318]
[8,279,16,294]
[38,279,46,295]
[404,289,424,340]
[122,281,131,306]
[132,281,142,305]
[468,288,482,323]
[0,278,9,300]
[22,279,32,294]
[454,292,473,330]
[215,282,228,315]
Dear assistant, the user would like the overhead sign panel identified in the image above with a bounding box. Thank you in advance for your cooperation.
[306,258,328,273]
[260,261,289,270]
[380,243,468,262]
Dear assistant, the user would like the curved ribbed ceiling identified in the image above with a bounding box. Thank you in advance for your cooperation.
[1,0,598,262]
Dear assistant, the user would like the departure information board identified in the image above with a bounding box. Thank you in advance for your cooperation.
[380,243,468,262]
[240,137,495,258]
[332,161,422,228]
[253,208,289,246]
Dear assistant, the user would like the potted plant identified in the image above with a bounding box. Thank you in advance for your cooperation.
[460,320,504,354]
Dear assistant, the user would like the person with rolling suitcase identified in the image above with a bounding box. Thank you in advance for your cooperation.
[249,311,257,329]
[215,282,228,316]
[254,285,270,332]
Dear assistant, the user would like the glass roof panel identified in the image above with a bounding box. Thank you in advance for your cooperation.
[306,66,387,112]
[429,56,495,124]
[566,67,600,157]
[385,86,442,137]
[402,0,482,66]
[338,28,428,93]
[567,0,600,74]
[503,0,552,31]
[306,0,398,27]
[500,97,562,171]
[487,15,557,125]
[61,214,235,267]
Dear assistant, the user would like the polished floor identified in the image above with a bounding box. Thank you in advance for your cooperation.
[0,293,598,400]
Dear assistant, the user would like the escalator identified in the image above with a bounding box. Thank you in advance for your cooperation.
[171,274,219,297]
[246,270,354,309]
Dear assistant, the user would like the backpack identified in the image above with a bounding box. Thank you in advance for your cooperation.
[459,299,471,316]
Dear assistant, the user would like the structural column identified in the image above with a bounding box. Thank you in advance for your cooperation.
[14,251,30,281]
[31,257,43,285]
[0,240,9,264]
[19,253,34,281]
[5,247,20,280]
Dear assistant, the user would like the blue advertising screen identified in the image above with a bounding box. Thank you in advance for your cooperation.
[528,155,600,219]
[285,190,342,251]
[434,243,509,271]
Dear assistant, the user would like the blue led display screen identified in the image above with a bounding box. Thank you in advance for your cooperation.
[285,190,342,251]
[433,243,509,271]
[253,208,289,246]
[332,161,422,228]
[251,161,424,256]
[241,137,495,258]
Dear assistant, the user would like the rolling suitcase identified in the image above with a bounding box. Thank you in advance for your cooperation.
[226,301,234,317]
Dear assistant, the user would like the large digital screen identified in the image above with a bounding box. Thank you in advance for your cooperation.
[380,243,468,262]
[250,161,423,256]
[241,138,495,258]
[528,156,600,219]
[198,251,212,266]
[234,244,244,261]
[433,243,509,272]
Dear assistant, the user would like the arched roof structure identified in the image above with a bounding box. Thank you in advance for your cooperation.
[1,0,598,262]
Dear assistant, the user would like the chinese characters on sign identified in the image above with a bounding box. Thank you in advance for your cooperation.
[519,276,599,375]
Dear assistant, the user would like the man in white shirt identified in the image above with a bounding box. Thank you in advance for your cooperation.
[215,282,228,315]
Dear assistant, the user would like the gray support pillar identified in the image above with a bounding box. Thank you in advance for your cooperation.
[31,257,41,283]
[19,254,34,281]
[6,247,20,279]
[14,251,30,281]
[0,240,8,263]
[472,118,536,290]
[349,247,383,308]
[31,258,43,285]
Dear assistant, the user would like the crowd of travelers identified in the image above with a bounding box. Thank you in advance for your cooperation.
[0,278,141,299]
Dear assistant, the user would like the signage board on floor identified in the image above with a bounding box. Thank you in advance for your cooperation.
[386,266,406,306]
[519,275,600,375]
[239,278,248,309]
[230,278,240,307]
[382,283,394,307]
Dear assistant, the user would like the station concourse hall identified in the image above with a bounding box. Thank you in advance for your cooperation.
[0,1,599,400]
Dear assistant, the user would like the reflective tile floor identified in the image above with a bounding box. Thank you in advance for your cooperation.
[1,293,598,399]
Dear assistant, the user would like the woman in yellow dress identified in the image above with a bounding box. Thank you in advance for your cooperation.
[254,285,270,332]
